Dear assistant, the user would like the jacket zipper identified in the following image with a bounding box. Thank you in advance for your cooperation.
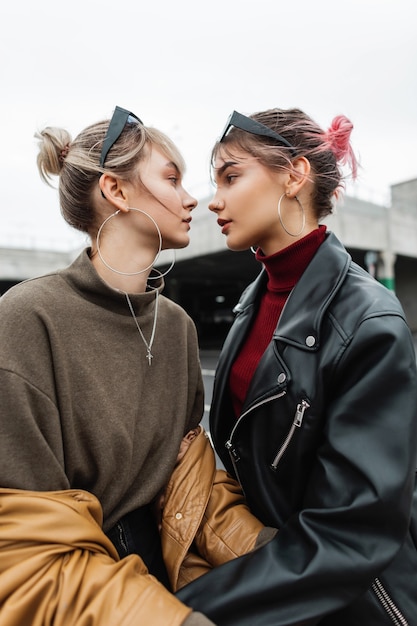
[225,391,287,482]
[372,577,408,625]
[116,522,128,555]
[270,399,310,470]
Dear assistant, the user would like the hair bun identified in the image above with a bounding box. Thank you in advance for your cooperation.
[59,143,70,164]
[325,115,358,178]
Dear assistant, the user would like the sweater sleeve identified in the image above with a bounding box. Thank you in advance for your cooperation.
[0,285,70,491]
[0,368,69,490]
[185,317,205,432]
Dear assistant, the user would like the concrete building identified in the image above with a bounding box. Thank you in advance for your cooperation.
[1,178,416,348]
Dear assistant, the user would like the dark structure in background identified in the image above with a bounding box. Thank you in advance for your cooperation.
[160,249,257,349]
[159,246,381,349]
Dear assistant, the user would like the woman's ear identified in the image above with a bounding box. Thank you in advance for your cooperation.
[286,157,311,198]
[99,174,129,212]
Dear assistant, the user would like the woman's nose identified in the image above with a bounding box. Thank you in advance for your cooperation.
[183,190,198,211]
[208,198,222,212]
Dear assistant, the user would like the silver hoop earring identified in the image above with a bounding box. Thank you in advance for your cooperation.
[250,246,257,254]
[277,193,305,238]
[96,208,162,276]
[147,250,176,280]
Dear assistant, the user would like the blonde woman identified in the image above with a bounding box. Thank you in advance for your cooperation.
[0,105,208,625]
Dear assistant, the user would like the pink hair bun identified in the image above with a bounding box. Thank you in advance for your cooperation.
[326,115,358,179]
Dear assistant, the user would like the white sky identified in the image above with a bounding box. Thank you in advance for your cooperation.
[1,0,416,250]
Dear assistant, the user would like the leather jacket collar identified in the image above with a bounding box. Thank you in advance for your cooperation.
[233,231,350,351]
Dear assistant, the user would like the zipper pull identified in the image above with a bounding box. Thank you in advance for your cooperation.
[294,399,310,427]
[270,399,311,471]
[225,439,240,462]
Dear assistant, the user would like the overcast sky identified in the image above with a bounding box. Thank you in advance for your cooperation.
[1,0,416,250]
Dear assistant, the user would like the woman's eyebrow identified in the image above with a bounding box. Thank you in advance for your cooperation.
[216,161,239,177]
[165,161,180,173]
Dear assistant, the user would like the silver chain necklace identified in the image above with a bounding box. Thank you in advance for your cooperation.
[124,288,159,366]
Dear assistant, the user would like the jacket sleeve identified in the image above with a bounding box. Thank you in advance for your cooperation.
[161,428,267,592]
[174,469,270,592]
[177,316,417,625]
[193,468,265,567]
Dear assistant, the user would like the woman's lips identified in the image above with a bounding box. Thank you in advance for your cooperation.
[217,219,231,234]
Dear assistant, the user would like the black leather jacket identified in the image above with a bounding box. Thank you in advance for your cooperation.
[178,232,417,625]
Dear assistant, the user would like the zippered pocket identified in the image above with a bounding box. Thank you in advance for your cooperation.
[225,390,287,483]
[372,577,408,625]
[270,399,310,471]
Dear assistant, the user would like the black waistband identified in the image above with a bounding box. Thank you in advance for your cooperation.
[106,503,170,589]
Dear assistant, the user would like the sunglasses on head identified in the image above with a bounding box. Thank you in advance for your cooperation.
[99,105,143,167]
[219,110,297,157]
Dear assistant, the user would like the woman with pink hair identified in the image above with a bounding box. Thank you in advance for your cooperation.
[176,108,417,625]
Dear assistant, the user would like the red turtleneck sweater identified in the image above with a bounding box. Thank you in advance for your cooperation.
[229,226,327,417]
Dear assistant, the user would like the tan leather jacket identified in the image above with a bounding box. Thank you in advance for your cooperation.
[161,426,264,590]
[0,487,191,626]
[0,429,264,625]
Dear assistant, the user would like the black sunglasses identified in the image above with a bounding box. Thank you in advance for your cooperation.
[219,110,297,157]
[99,105,143,167]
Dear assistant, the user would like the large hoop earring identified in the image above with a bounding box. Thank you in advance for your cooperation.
[96,208,162,276]
[277,193,305,238]
[147,250,176,280]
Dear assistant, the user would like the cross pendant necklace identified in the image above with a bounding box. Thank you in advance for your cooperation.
[124,288,159,366]
[146,348,153,366]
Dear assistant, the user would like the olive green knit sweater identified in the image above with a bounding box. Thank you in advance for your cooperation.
[0,249,204,531]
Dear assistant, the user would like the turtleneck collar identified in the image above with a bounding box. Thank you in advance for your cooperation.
[60,248,165,316]
[255,226,327,292]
